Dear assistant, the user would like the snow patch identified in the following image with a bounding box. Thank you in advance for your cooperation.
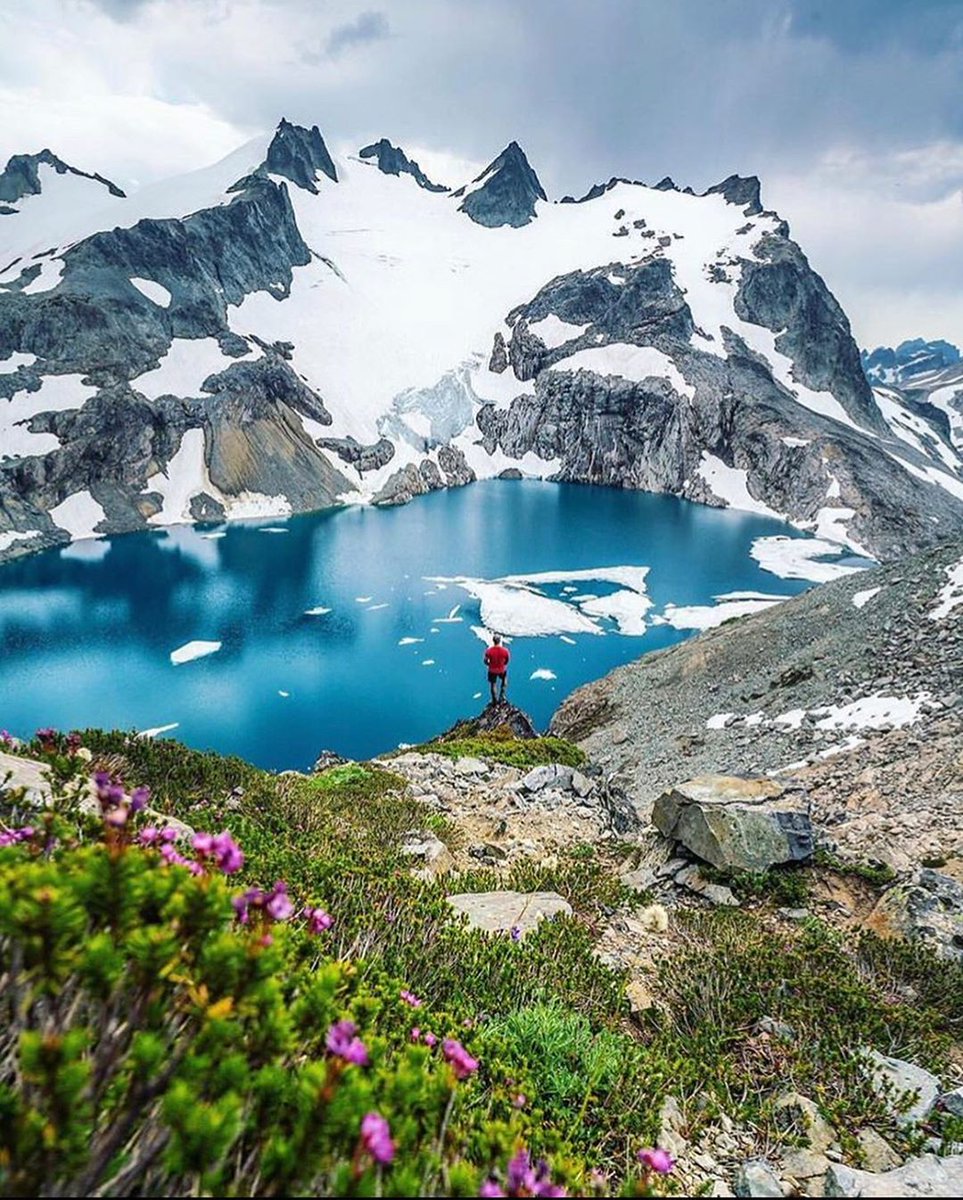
[527,314,590,349]
[130,277,173,307]
[929,555,963,621]
[852,586,882,610]
[812,692,930,731]
[48,490,106,541]
[131,337,252,401]
[662,596,784,630]
[0,529,40,553]
[550,343,694,399]
[697,452,783,517]
[144,428,209,525]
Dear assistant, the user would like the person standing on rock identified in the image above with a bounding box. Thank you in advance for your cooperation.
[484,634,510,705]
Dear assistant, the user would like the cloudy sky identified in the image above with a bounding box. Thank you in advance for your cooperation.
[2,0,961,347]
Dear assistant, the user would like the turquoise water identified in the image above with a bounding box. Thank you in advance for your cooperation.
[0,481,817,769]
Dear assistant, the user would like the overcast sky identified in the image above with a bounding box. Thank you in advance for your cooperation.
[2,0,962,347]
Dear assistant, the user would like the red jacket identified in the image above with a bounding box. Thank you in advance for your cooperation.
[484,644,510,675]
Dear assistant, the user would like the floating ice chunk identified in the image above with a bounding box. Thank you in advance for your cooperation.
[578,589,652,635]
[559,635,576,645]
[278,690,290,698]
[430,577,601,637]
[422,659,435,666]
[137,722,180,738]
[304,606,331,616]
[367,603,389,610]
[398,636,424,645]
[259,526,288,534]
[751,536,867,583]
[530,668,557,681]
[661,597,783,630]
[472,691,483,699]
[200,530,227,539]
[356,596,373,603]
[170,640,222,665]
[852,586,882,610]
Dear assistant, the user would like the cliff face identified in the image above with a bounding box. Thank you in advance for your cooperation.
[1,122,962,561]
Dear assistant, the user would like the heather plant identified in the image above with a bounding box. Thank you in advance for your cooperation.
[0,747,677,1198]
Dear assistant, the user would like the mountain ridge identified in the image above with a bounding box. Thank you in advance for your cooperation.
[1,118,962,565]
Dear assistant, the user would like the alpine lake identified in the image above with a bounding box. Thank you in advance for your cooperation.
[0,480,861,770]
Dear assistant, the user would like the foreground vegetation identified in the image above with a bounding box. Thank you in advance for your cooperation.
[1,728,961,1195]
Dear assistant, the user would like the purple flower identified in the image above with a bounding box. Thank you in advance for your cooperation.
[192,830,245,875]
[130,786,150,813]
[442,1038,479,1080]
[510,925,522,942]
[211,831,244,874]
[139,826,161,846]
[360,1111,394,1165]
[479,1182,506,1198]
[411,1027,421,1042]
[325,1020,370,1067]
[400,988,422,1007]
[304,906,333,934]
[424,1032,437,1048]
[265,881,294,922]
[0,826,35,848]
[506,1150,534,1194]
[638,1148,675,1175]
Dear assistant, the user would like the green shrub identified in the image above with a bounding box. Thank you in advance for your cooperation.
[412,733,586,769]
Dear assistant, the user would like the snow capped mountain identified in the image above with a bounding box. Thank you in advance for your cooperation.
[863,338,961,388]
[1,118,962,561]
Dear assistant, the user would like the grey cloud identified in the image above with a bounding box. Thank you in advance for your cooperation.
[86,0,155,20]
[324,9,389,57]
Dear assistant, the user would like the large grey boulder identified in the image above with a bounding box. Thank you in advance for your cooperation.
[866,870,963,962]
[446,890,571,937]
[866,1049,940,1126]
[652,776,813,872]
[825,1154,963,1197]
[733,1159,784,1197]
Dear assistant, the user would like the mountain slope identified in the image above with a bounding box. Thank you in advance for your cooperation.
[552,539,963,872]
[2,120,963,561]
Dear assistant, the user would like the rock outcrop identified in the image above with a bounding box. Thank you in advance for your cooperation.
[0,148,124,204]
[866,869,963,962]
[455,141,546,228]
[825,1154,963,1197]
[652,776,813,872]
[446,890,571,936]
[358,139,447,191]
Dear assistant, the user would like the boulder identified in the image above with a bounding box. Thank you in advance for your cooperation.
[520,763,574,793]
[825,1154,963,1197]
[774,1091,837,1154]
[446,890,571,937]
[939,1086,963,1118]
[733,1158,784,1197]
[854,1129,900,1173]
[866,1049,940,1126]
[652,776,813,872]
[865,870,963,962]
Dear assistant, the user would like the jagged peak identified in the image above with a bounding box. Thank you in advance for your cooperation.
[357,139,447,192]
[0,148,126,205]
[559,176,644,204]
[455,141,546,228]
[704,174,763,216]
[652,176,679,192]
[262,119,338,192]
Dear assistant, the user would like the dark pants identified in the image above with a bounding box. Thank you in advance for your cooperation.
[488,670,506,702]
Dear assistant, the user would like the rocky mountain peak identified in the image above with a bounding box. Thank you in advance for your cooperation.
[0,148,126,206]
[262,118,338,192]
[455,140,547,228]
[704,174,763,216]
[357,138,447,192]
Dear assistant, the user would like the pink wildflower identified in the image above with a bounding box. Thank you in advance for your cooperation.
[360,1111,394,1165]
[326,1020,370,1066]
[400,988,422,1007]
[304,906,333,934]
[442,1038,479,1080]
[638,1148,675,1175]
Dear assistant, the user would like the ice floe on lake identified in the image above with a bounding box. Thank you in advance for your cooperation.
[530,668,557,681]
[170,640,222,665]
